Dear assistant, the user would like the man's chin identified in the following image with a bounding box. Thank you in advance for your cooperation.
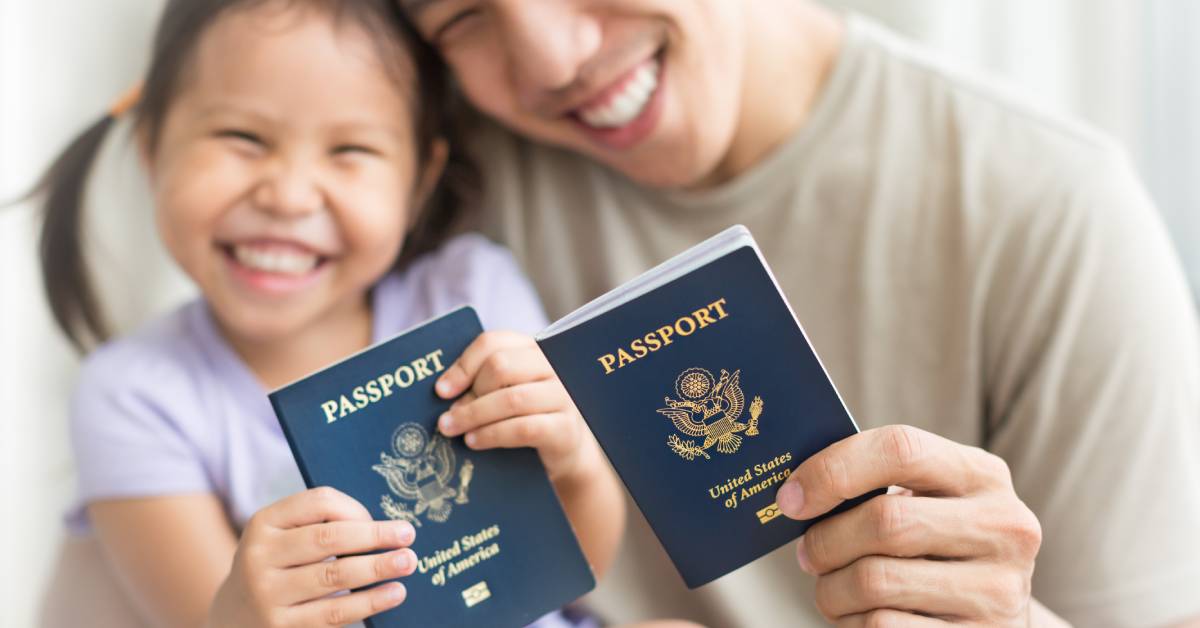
[597,148,721,190]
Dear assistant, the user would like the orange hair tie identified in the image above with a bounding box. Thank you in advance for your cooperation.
[108,83,143,118]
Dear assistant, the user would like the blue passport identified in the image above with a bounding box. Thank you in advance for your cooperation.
[269,306,593,628]
[536,225,883,588]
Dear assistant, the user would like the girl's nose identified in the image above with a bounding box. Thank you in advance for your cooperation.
[500,0,602,99]
[252,158,325,217]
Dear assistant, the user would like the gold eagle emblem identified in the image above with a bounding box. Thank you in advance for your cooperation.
[658,367,764,460]
[373,422,474,526]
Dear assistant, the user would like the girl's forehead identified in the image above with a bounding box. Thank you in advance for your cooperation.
[180,4,417,117]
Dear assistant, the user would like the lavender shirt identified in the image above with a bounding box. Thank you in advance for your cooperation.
[66,234,595,628]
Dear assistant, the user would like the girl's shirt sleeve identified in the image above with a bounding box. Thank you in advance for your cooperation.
[66,330,214,532]
[411,233,551,334]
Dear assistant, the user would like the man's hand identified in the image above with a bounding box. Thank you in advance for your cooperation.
[776,425,1042,626]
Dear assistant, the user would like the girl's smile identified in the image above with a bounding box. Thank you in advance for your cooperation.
[221,239,329,297]
[146,5,427,345]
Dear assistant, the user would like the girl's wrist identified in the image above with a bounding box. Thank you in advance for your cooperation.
[551,434,606,494]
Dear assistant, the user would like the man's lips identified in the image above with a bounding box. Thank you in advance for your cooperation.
[574,56,661,129]
[567,53,666,151]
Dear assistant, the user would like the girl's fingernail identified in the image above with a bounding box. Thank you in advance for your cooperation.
[464,432,477,448]
[393,550,414,571]
[384,582,406,603]
[436,378,454,396]
[438,413,454,433]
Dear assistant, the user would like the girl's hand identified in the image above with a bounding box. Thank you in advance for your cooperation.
[208,487,417,628]
[434,331,592,482]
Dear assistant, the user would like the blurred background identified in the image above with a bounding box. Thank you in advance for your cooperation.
[2,1,1198,625]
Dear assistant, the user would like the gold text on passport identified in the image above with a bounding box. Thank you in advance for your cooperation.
[596,298,730,375]
[708,451,793,510]
[321,349,446,423]
[417,524,503,587]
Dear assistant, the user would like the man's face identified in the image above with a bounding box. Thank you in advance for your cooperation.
[406,0,746,188]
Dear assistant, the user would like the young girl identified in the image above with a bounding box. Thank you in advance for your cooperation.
[33,0,632,625]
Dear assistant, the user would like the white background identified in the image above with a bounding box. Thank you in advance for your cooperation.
[3,1,1198,625]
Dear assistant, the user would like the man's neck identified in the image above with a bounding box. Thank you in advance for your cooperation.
[695,1,844,188]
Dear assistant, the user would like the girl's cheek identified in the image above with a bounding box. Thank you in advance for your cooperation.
[162,146,256,216]
[338,166,412,247]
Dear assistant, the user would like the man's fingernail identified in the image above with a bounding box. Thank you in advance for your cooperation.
[394,521,415,544]
[384,582,406,603]
[393,549,415,571]
[438,412,455,434]
[796,536,816,575]
[777,481,805,518]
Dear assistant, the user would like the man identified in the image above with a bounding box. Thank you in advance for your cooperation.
[402,1,1200,625]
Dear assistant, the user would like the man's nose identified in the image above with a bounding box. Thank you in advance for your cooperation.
[499,0,602,103]
[253,157,325,217]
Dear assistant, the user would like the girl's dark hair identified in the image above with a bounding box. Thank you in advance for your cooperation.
[29,0,477,351]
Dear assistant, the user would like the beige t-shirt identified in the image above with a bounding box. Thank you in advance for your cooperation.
[473,15,1200,628]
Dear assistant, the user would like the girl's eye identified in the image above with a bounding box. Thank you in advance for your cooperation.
[332,144,378,157]
[215,129,264,146]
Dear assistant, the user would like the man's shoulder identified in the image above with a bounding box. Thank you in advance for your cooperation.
[845,14,1119,170]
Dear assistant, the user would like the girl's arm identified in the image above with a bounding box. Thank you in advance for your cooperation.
[89,488,420,628]
[89,495,237,627]
[547,433,626,579]
[434,331,627,578]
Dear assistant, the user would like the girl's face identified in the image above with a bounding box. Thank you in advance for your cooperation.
[147,5,430,344]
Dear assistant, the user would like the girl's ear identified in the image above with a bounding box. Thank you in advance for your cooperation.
[135,124,156,179]
[409,138,449,226]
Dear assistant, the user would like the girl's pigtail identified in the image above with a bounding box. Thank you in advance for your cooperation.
[31,86,139,352]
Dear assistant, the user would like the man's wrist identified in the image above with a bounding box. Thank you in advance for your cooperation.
[1030,598,1072,628]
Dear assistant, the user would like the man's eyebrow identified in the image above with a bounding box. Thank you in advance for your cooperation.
[399,0,441,14]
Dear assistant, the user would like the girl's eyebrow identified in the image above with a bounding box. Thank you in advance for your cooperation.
[330,121,407,139]
[195,103,274,123]
[194,104,406,139]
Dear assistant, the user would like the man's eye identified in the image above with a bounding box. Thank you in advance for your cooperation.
[433,8,483,43]
[215,129,264,146]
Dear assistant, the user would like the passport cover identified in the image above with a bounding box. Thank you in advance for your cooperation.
[536,227,884,588]
[270,306,594,627]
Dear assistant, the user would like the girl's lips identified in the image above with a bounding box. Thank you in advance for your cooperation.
[220,242,329,297]
[570,55,666,151]
[231,241,320,275]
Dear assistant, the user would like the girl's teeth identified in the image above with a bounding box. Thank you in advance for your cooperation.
[233,245,318,275]
[579,59,659,129]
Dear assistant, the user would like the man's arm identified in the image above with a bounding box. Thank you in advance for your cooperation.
[777,146,1200,626]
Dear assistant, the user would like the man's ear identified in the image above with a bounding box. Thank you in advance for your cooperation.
[410,138,449,223]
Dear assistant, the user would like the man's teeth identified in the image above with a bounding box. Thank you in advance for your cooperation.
[233,245,318,275]
[579,59,659,129]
